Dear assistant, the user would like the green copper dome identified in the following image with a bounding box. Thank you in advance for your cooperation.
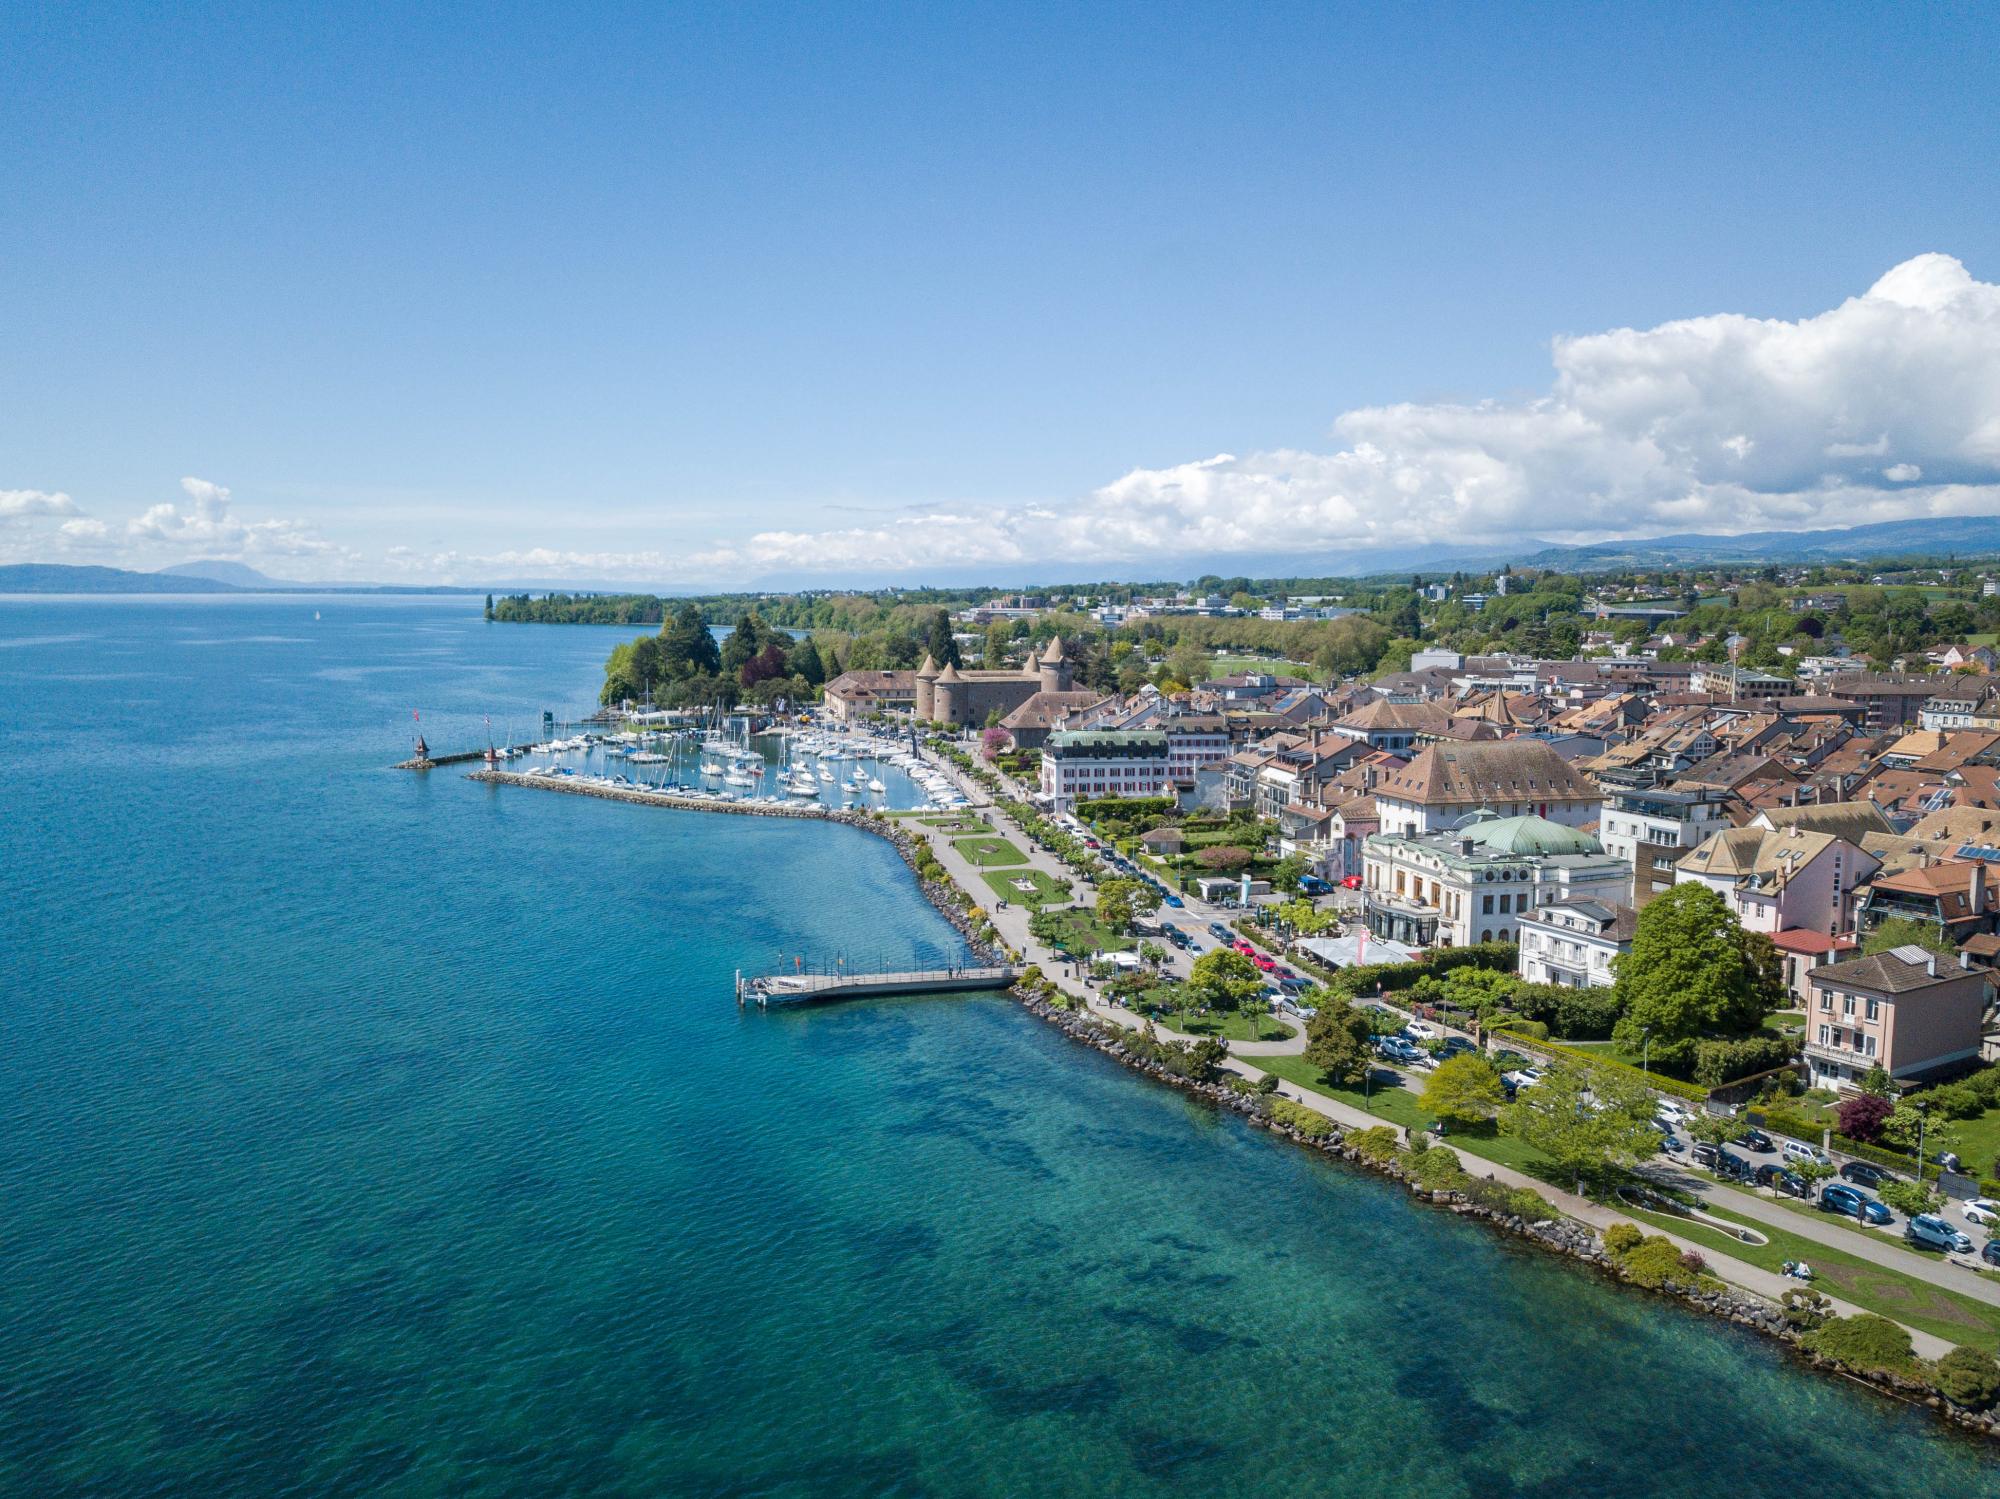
[1463,813,1601,856]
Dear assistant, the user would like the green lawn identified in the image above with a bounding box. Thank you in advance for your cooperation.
[1168,1009,1292,1043]
[913,813,987,834]
[980,867,1072,909]
[1935,1108,2000,1181]
[1623,1198,2000,1353]
[1035,906,1135,954]
[952,835,1028,867]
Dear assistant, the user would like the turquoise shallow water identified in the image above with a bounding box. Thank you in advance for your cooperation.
[3,595,1997,1497]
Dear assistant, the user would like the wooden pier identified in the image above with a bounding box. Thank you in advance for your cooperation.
[736,965,1020,1007]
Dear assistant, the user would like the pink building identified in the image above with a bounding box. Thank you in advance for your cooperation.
[1804,945,1989,1090]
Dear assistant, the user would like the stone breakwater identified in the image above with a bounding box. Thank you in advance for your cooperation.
[1010,991,2000,1442]
[465,771,1002,964]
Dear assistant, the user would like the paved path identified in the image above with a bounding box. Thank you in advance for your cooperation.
[1648,1168,2000,1308]
[909,742,1960,1357]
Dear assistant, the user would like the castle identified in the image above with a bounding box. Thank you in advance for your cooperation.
[916,636,1076,726]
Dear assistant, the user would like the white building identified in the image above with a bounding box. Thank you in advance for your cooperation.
[1516,897,1637,988]
[1362,812,1632,949]
[1039,730,1172,810]
[1370,740,1602,839]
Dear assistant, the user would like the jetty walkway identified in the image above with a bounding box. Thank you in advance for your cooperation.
[737,966,1019,1006]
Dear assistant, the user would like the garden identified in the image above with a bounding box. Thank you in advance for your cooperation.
[951,834,1028,867]
[979,867,1073,909]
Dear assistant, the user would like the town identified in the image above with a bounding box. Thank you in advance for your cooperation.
[521,552,2000,1421]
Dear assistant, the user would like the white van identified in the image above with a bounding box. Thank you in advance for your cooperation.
[1782,1139,1831,1168]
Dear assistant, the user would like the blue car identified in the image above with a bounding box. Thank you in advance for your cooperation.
[1820,1183,1893,1225]
[1163,894,1183,908]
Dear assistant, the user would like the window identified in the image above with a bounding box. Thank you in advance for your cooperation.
[1818,1024,1831,1045]
[1482,894,1494,914]
[1864,1035,1877,1057]
[1819,992,1833,1011]
[1842,996,1854,1016]
[1865,998,1878,1020]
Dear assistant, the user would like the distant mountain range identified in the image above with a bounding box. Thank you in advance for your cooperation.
[157,559,305,588]
[0,563,486,596]
[6,514,2000,596]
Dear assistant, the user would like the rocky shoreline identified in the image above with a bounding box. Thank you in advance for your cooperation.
[468,766,2000,1440]
[1006,989,2000,1442]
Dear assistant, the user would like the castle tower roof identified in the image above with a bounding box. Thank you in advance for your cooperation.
[1041,636,1069,664]
[936,661,963,682]
[917,653,940,678]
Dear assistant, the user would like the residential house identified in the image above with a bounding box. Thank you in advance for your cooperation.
[1598,783,1736,908]
[1803,945,1988,1089]
[1516,897,1638,988]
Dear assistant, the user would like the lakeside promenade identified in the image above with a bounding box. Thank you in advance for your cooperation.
[907,750,1968,1359]
[473,736,1975,1364]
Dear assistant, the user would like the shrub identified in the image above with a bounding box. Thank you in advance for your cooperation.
[1269,1097,1336,1141]
[1405,1145,1470,1192]
[1602,1222,1644,1258]
[1619,1237,1692,1289]
[1934,1346,2000,1409]
[1803,1314,1919,1377]
[1691,1033,1797,1088]
[1495,1018,1550,1041]
[1459,1176,1556,1222]
[1925,1080,1986,1121]
[1346,1125,1399,1162]
[1780,1288,1831,1331]
[1253,1073,1281,1095]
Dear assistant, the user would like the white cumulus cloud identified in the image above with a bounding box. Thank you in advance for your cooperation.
[126,476,341,559]
[0,489,79,519]
[691,252,2000,576]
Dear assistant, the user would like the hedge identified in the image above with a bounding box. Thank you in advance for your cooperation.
[1268,1097,1337,1141]
[1493,1029,1710,1102]
[1077,795,1177,820]
[1317,942,1519,998]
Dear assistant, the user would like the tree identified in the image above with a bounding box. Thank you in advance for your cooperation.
[484,592,494,621]
[983,620,1011,668]
[1502,1063,1659,1195]
[660,603,722,679]
[789,636,825,688]
[720,612,768,677]
[1196,846,1253,872]
[1188,948,1265,1014]
[981,726,1009,760]
[1303,996,1376,1087]
[1096,888,1134,935]
[1837,1092,1895,1142]
[1863,917,1959,958]
[1860,1064,1895,1099]
[924,609,961,670]
[1271,853,1310,895]
[1610,884,1782,1069]
[1419,1054,1506,1128]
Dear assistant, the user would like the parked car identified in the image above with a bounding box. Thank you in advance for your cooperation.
[1233,939,1258,957]
[1782,1140,1832,1169]
[1821,1183,1893,1225]
[1209,923,1234,943]
[1659,1133,1685,1155]
[1961,1199,2000,1228]
[1437,1037,1479,1059]
[1655,1098,1690,1123]
[1340,874,1363,890]
[1715,1150,1752,1182]
[1163,894,1183,908]
[1984,1239,2000,1269]
[1907,1214,1975,1253]
[1404,1021,1437,1041]
[1251,954,1276,973]
[1732,1128,1776,1154]
[1839,1160,1897,1189]
[1754,1164,1810,1198]
[1691,1142,1720,1169]
[1377,1038,1424,1065]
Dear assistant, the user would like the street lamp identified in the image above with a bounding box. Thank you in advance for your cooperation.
[1915,1099,1930,1182]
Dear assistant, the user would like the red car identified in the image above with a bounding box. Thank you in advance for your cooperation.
[1234,940,1257,957]
[1252,954,1276,972]
[1341,874,1363,889]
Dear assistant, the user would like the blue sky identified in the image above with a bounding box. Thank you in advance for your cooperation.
[5,2,2000,585]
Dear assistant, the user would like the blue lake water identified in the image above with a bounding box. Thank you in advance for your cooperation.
[2,594,1995,1497]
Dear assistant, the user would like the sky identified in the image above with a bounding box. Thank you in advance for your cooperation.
[5,1,2000,587]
